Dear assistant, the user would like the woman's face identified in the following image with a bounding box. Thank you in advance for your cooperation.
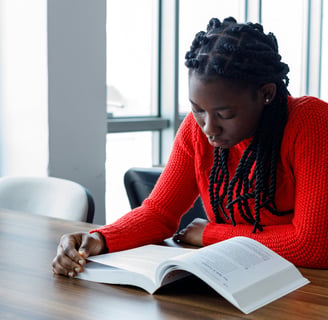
[189,73,266,149]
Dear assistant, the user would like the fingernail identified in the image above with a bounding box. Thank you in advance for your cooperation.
[74,267,81,273]
[78,260,85,266]
[79,250,87,258]
[68,271,74,278]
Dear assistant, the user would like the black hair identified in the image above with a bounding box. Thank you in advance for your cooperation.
[185,17,293,233]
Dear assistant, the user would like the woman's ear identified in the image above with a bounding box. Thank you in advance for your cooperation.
[260,83,277,104]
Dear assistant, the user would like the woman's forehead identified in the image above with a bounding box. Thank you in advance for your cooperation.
[189,72,253,94]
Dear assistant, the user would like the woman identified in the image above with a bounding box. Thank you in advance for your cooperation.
[52,17,328,277]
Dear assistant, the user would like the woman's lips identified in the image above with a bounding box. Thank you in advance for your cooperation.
[208,137,224,147]
[207,136,231,148]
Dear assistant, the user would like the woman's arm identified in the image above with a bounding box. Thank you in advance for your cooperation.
[92,114,201,252]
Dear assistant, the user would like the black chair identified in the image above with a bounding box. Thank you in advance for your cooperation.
[124,167,207,231]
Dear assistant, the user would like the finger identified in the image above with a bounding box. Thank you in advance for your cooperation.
[79,232,106,257]
[58,234,85,265]
[78,235,93,258]
[52,248,85,275]
[52,260,76,277]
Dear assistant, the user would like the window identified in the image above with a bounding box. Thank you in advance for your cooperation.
[106,132,153,223]
[0,0,48,176]
[262,0,306,97]
[106,0,157,117]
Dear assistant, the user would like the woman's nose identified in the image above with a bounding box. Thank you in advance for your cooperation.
[203,114,222,136]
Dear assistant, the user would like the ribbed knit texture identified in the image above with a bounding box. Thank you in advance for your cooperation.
[93,96,328,268]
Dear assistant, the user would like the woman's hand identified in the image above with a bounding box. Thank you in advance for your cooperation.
[52,231,107,277]
[173,218,209,247]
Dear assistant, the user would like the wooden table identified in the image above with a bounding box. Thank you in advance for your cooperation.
[0,209,327,320]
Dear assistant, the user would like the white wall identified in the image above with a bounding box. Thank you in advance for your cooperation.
[47,0,107,224]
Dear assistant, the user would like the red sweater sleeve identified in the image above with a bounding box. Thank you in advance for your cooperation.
[92,114,201,252]
[203,97,328,268]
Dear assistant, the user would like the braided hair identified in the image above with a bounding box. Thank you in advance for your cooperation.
[185,17,292,233]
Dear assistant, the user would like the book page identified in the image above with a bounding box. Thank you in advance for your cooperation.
[157,237,309,313]
[77,261,158,294]
[84,245,194,292]
[233,264,309,313]
[158,237,283,292]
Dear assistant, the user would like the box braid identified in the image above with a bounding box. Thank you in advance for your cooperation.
[185,17,292,233]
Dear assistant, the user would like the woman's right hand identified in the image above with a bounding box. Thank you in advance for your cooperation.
[52,231,107,277]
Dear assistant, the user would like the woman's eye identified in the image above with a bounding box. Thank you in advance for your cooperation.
[218,112,234,119]
[192,108,204,115]
[192,106,234,119]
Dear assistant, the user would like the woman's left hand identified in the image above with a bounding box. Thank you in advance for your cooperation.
[173,218,209,247]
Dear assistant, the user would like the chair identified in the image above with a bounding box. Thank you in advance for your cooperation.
[0,176,95,223]
[124,167,207,231]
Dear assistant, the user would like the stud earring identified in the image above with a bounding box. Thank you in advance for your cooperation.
[265,98,270,103]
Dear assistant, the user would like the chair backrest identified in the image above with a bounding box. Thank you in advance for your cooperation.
[0,176,95,223]
[124,167,207,231]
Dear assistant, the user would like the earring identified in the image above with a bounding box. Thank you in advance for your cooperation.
[265,98,270,103]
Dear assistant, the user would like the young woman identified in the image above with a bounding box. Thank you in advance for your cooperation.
[52,17,328,277]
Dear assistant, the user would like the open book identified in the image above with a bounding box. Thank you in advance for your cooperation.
[76,236,309,314]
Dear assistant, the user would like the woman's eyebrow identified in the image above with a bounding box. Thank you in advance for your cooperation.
[189,99,231,110]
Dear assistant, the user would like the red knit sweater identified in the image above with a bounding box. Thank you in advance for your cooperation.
[93,96,328,268]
